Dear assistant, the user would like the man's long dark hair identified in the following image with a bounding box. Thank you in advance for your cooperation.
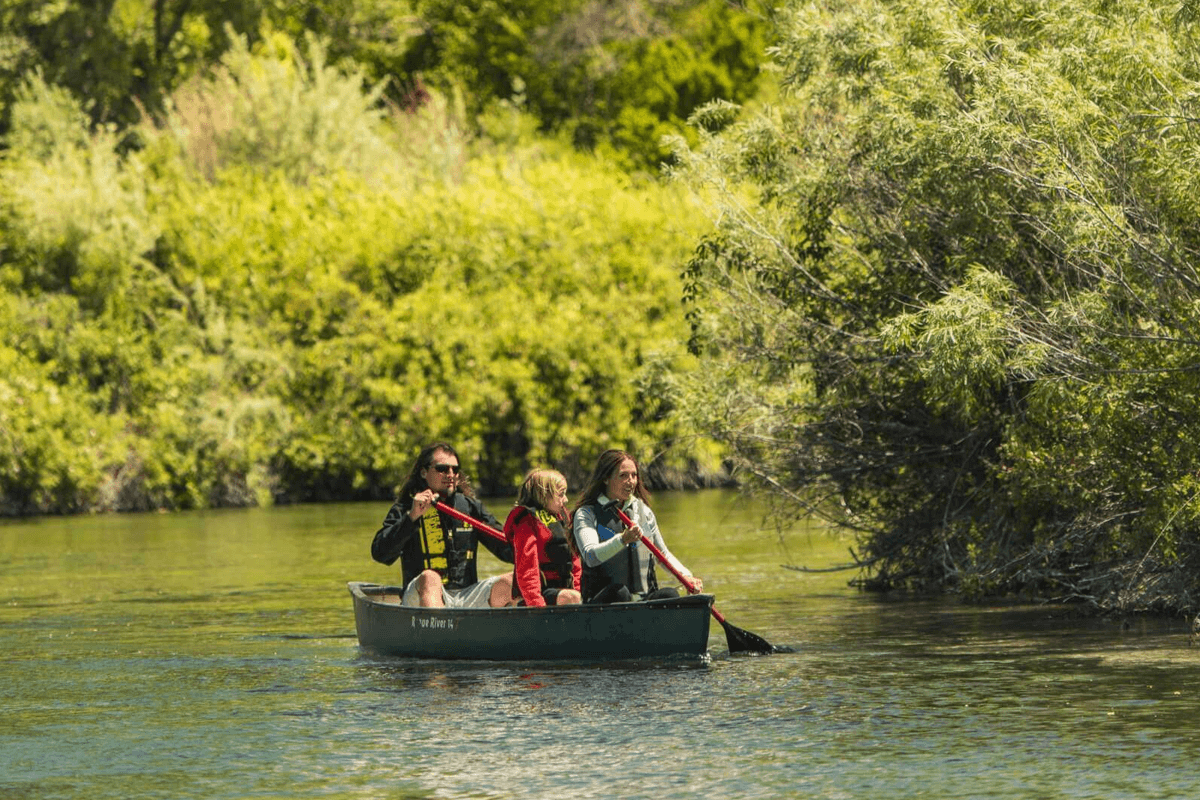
[571,449,652,516]
[395,442,476,501]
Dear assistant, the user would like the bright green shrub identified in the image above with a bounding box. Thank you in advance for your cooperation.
[161,30,398,185]
[1,75,158,312]
[268,148,711,495]
[0,295,127,514]
[0,19,721,515]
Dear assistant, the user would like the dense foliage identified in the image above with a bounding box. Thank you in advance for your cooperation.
[674,0,1200,612]
[0,0,417,135]
[0,0,768,170]
[402,0,769,169]
[0,34,720,515]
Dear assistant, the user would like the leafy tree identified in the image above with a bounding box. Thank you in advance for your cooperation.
[672,0,1200,613]
[403,0,770,170]
[0,0,417,137]
[1,0,233,135]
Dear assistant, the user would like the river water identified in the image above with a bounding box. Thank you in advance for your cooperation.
[3,490,1199,799]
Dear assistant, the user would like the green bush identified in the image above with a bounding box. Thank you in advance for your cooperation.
[673,0,1200,612]
[0,36,718,514]
[0,295,126,514]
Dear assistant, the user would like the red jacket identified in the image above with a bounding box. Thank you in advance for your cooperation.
[503,506,582,607]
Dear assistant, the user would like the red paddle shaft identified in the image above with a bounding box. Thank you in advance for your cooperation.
[616,505,779,654]
[433,500,508,545]
[440,497,776,652]
[613,506,733,626]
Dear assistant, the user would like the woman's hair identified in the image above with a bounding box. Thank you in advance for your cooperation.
[516,468,567,512]
[395,442,475,500]
[571,449,651,515]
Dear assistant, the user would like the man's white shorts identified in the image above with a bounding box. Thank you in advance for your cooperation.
[402,573,504,608]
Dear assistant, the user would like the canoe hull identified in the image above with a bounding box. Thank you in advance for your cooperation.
[348,581,713,661]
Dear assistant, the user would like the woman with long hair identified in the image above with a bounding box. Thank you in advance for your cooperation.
[571,449,702,604]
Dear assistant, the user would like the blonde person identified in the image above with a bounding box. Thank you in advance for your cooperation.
[503,469,582,607]
[371,442,515,607]
[571,449,702,604]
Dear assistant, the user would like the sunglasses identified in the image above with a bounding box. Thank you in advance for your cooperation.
[431,464,461,475]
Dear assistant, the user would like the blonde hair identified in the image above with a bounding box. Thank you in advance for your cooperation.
[516,468,567,511]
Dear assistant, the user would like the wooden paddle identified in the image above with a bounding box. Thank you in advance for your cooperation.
[612,505,779,655]
[433,500,509,545]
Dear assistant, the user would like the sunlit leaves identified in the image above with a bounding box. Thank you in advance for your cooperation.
[0,59,711,512]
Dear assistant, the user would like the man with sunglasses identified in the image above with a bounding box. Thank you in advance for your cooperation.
[371,442,515,607]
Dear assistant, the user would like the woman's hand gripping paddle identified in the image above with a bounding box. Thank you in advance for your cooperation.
[613,505,780,655]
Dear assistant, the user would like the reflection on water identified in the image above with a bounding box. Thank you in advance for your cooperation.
[4,492,1200,799]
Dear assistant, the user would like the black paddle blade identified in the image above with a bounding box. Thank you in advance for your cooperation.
[720,619,786,655]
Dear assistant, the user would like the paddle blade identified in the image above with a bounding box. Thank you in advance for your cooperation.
[720,618,787,655]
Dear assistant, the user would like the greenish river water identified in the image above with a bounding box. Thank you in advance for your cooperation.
[3,490,1200,799]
